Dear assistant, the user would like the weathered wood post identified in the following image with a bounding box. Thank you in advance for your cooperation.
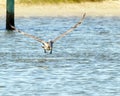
[6,0,15,30]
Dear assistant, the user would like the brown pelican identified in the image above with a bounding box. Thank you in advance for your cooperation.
[11,13,86,54]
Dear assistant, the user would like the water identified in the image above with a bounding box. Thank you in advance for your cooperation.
[0,16,120,96]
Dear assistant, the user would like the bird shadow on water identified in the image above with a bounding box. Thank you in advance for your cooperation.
[14,51,77,64]
[12,53,73,71]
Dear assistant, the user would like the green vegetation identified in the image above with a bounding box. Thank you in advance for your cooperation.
[18,0,105,4]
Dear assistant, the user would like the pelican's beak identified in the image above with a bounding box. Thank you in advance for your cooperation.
[49,41,53,54]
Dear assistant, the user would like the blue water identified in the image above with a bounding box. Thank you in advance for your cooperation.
[0,16,120,96]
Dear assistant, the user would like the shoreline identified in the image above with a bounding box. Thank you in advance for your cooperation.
[0,1,120,17]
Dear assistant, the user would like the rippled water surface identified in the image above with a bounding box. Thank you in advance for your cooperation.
[0,16,120,96]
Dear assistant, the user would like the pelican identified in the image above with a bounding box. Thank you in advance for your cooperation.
[11,13,86,54]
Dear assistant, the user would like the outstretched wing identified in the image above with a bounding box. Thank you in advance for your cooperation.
[11,26,46,44]
[53,13,86,43]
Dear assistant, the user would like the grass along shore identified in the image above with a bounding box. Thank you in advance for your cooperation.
[0,0,120,17]
[17,0,104,4]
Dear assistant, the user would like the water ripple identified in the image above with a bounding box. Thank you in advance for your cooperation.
[0,16,120,96]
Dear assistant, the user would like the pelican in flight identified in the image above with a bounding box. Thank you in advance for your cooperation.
[11,13,86,54]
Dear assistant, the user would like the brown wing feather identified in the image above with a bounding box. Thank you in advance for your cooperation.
[53,13,86,43]
[11,26,46,44]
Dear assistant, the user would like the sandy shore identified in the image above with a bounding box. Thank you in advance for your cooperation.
[1,0,120,17]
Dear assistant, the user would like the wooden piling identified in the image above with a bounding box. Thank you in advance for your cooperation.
[6,0,15,30]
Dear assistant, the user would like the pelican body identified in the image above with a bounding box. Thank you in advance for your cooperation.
[11,13,86,54]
